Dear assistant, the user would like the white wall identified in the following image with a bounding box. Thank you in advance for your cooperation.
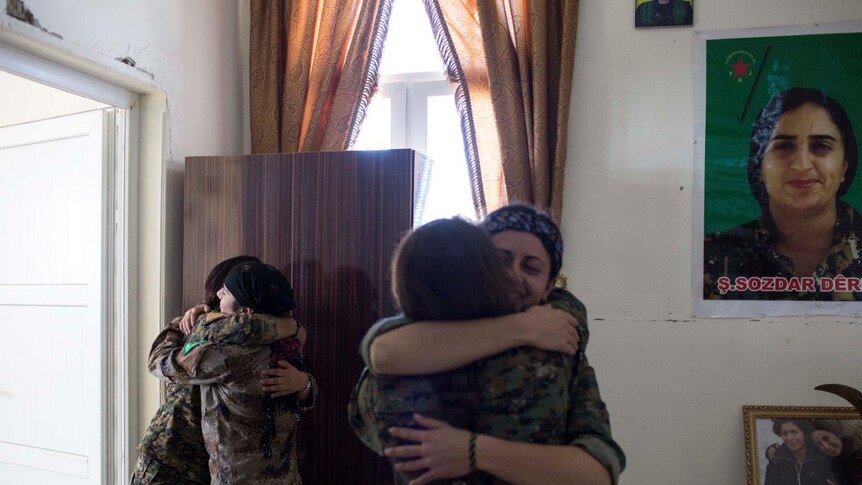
[564,1,862,483]
[0,0,245,440]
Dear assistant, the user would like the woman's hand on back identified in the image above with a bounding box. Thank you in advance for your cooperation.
[180,303,210,335]
[260,361,310,398]
[518,304,580,355]
[385,414,471,485]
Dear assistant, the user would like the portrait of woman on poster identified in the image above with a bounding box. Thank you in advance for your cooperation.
[703,87,862,300]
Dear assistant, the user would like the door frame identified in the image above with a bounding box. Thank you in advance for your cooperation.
[0,22,168,484]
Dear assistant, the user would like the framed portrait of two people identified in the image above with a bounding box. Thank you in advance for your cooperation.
[694,23,862,316]
[743,405,862,485]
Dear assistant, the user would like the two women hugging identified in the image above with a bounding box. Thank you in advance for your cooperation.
[350,205,626,485]
[135,257,316,484]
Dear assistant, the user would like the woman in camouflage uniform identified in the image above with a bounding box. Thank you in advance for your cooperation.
[358,205,625,484]
[350,216,586,484]
[133,256,307,484]
[149,261,316,484]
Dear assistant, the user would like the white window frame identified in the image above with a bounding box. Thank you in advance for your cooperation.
[363,71,477,224]
[372,71,455,154]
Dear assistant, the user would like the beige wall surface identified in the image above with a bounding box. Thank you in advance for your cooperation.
[564,1,862,483]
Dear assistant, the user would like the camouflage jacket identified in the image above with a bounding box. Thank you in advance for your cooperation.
[138,313,283,483]
[148,312,318,485]
[704,201,862,300]
[351,288,626,484]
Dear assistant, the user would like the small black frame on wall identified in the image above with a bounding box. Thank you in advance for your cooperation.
[635,0,693,28]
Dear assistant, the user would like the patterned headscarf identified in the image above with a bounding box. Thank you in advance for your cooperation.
[482,204,564,278]
[224,261,296,316]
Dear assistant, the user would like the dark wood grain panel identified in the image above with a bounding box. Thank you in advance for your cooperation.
[183,149,418,484]
[183,155,252,307]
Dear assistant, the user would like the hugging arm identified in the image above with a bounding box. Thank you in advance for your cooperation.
[548,288,625,482]
[562,355,626,483]
[186,310,302,345]
[544,289,625,479]
[148,312,298,384]
[477,437,612,485]
[382,289,625,483]
[147,318,232,385]
[384,359,623,485]
[260,360,318,406]
[366,304,580,375]
[203,311,314,400]
[387,415,612,485]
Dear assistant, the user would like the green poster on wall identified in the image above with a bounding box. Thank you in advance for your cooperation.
[697,24,862,311]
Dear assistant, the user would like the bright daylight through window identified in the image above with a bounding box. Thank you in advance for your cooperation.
[352,0,475,224]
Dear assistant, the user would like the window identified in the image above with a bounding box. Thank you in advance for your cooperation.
[352,0,474,224]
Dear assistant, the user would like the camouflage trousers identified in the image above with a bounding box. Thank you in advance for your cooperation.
[131,454,206,485]
[349,347,572,484]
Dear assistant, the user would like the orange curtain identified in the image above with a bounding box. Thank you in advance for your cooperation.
[250,0,392,153]
[425,0,578,220]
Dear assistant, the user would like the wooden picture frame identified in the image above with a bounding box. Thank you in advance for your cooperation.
[743,405,862,485]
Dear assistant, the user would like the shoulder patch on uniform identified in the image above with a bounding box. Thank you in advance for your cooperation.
[177,343,206,375]
[205,312,227,324]
[182,339,205,355]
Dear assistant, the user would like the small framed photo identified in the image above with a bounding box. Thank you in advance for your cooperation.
[743,405,862,485]
[635,0,693,28]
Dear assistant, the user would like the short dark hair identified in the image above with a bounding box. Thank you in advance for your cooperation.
[203,255,261,309]
[748,87,858,212]
[391,218,514,321]
[772,418,815,438]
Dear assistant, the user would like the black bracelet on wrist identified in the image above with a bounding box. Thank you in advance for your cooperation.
[468,432,478,472]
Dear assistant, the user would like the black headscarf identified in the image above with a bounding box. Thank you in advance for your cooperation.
[224,261,295,316]
[482,204,564,278]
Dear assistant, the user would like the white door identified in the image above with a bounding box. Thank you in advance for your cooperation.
[0,110,108,485]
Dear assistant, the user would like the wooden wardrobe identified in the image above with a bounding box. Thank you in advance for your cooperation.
[183,149,424,484]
